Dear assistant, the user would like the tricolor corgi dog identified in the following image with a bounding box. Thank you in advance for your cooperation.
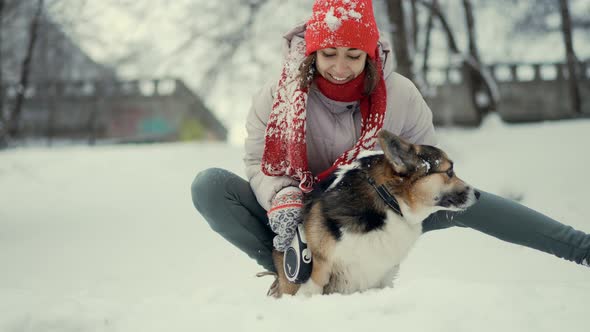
[271,129,480,296]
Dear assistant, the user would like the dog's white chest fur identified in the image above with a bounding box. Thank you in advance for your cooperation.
[327,211,422,294]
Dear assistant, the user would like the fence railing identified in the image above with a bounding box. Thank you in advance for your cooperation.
[425,60,590,126]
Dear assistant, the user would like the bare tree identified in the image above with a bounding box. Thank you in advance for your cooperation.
[513,0,590,33]
[410,0,418,49]
[6,0,44,139]
[421,0,437,83]
[461,0,490,118]
[416,0,460,52]
[148,0,271,97]
[392,0,498,123]
[558,0,581,114]
[0,0,25,146]
[463,0,480,61]
[0,0,5,126]
[0,0,20,147]
[385,0,414,82]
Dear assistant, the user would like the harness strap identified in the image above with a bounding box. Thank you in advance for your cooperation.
[368,177,403,217]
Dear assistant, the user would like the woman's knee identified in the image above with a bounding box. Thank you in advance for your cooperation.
[191,167,230,212]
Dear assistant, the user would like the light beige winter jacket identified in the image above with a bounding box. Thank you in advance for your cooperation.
[244,24,437,211]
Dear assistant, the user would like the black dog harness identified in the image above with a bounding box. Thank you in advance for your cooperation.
[368,177,404,217]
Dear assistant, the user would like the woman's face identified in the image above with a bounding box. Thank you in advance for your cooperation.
[315,47,367,84]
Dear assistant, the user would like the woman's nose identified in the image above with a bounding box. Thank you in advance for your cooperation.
[334,58,347,75]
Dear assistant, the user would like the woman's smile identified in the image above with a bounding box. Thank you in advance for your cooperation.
[327,72,352,83]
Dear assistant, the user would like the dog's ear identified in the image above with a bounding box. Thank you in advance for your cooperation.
[377,130,420,175]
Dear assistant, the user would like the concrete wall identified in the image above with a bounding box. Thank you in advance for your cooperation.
[492,62,589,122]
[424,65,481,126]
[9,60,589,142]
[9,79,227,142]
[425,61,590,126]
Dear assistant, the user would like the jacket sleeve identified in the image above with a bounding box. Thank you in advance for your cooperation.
[382,63,438,147]
[243,81,299,211]
[399,81,437,146]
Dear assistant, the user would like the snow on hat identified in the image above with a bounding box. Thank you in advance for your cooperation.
[305,0,380,58]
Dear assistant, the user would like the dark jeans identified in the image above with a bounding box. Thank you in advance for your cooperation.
[191,168,590,272]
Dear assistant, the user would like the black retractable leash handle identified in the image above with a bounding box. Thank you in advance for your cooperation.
[283,223,313,283]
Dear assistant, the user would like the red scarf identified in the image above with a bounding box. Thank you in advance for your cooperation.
[262,40,387,192]
[314,71,365,102]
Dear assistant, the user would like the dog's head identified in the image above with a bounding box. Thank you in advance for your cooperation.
[376,130,479,223]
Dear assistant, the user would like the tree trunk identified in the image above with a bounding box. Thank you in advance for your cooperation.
[422,0,438,84]
[558,0,581,114]
[410,0,419,50]
[0,0,6,145]
[46,82,59,146]
[416,0,498,123]
[462,0,487,118]
[87,82,104,145]
[385,0,414,81]
[462,0,480,61]
[416,0,460,53]
[7,0,44,139]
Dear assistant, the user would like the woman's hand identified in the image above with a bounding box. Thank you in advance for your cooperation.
[267,187,304,251]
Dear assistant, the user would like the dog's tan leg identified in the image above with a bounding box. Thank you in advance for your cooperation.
[296,254,331,296]
[272,250,300,296]
[296,210,336,296]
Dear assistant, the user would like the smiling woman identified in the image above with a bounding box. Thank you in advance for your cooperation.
[191,0,590,298]
[315,47,367,84]
[298,49,380,95]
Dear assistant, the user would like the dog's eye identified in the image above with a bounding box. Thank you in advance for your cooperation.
[446,168,454,178]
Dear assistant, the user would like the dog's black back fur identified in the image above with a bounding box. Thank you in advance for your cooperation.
[302,154,388,241]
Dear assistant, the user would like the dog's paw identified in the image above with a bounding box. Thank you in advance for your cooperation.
[296,280,323,297]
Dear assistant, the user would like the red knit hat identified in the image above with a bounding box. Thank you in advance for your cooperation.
[305,0,380,59]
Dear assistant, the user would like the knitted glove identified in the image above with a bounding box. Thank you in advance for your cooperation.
[268,187,304,251]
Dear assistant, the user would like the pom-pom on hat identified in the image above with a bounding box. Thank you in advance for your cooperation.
[305,0,380,58]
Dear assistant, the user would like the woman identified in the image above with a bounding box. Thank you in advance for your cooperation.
[191,0,589,292]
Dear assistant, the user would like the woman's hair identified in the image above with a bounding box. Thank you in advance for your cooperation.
[297,52,379,95]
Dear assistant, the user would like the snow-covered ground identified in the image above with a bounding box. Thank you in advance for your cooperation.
[1,115,588,332]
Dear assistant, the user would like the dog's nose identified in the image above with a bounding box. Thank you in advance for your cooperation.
[475,190,481,200]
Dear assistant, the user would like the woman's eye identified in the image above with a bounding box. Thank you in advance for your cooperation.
[348,55,361,60]
[446,169,454,178]
[321,52,336,57]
